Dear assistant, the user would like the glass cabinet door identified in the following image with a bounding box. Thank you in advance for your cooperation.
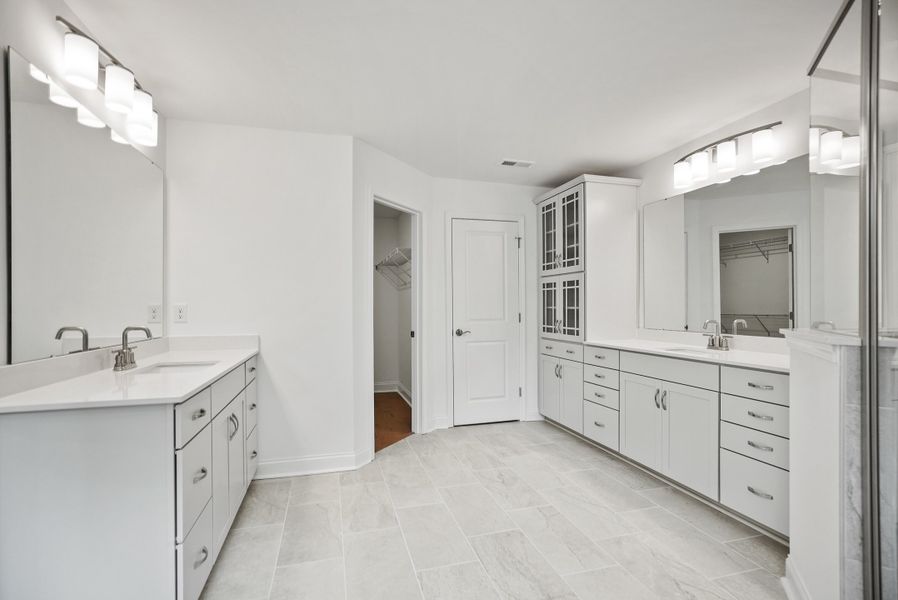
[559,186,582,272]
[559,275,583,339]
[541,274,582,341]
[541,279,558,335]
[540,198,558,275]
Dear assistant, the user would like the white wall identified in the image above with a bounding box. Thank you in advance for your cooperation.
[166,120,357,476]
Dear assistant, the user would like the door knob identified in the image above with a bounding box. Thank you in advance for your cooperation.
[455,329,471,337]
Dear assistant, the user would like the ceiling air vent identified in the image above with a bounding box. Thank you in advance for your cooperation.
[500,159,534,168]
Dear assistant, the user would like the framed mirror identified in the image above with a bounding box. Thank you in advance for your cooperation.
[5,47,163,364]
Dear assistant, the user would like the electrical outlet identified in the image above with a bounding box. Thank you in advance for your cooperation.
[147,304,162,323]
[173,304,189,323]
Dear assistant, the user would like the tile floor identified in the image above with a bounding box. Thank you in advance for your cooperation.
[200,421,788,600]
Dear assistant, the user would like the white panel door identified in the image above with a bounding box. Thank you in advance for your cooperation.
[662,382,719,499]
[452,219,522,425]
[620,372,663,471]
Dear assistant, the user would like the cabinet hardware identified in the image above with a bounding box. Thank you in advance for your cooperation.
[594,354,605,360]
[229,413,240,440]
[747,410,774,421]
[249,403,257,411]
[593,373,605,379]
[594,392,605,399]
[249,366,257,373]
[193,467,208,484]
[747,440,774,452]
[191,408,207,421]
[251,450,258,459]
[660,390,668,411]
[194,546,209,569]
[654,389,661,409]
[545,345,554,350]
[747,486,774,500]
[558,364,563,377]
[554,364,561,378]
[747,382,774,391]
[565,350,575,354]
[454,329,471,337]
[593,421,605,428]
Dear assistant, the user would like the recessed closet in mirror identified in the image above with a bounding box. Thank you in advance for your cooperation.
[5,47,163,364]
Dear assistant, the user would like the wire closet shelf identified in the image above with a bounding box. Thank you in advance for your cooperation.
[375,247,412,290]
[719,235,790,267]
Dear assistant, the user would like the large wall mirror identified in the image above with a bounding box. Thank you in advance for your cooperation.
[5,47,163,364]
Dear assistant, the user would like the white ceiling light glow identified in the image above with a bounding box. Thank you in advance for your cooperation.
[751,128,776,164]
[63,33,99,90]
[673,161,692,189]
[29,64,51,84]
[808,127,821,160]
[839,135,860,169]
[110,129,129,144]
[104,65,135,114]
[673,121,780,190]
[76,104,105,128]
[48,80,79,108]
[127,90,155,143]
[689,151,710,182]
[716,140,737,173]
[820,130,844,165]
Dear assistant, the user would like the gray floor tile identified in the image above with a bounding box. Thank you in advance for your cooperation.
[565,566,659,600]
[269,558,345,600]
[418,450,478,487]
[341,481,398,532]
[475,468,548,510]
[542,486,637,542]
[726,536,788,577]
[588,453,669,491]
[509,505,615,575]
[470,529,577,600]
[565,468,656,512]
[639,487,756,542]
[278,501,342,566]
[344,527,423,600]
[418,562,500,599]
[715,568,788,600]
[232,478,291,529]
[503,453,569,491]
[201,524,282,600]
[340,460,384,486]
[397,503,476,570]
[380,456,442,508]
[453,441,508,470]
[439,483,516,536]
[289,473,340,506]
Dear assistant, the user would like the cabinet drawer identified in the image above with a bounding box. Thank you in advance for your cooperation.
[721,422,789,470]
[245,356,258,384]
[721,394,790,438]
[583,401,619,451]
[620,351,718,391]
[720,449,789,536]
[175,388,212,449]
[721,367,789,406]
[176,425,213,543]
[245,379,258,438]
[246,426,259,483]
[584,346,620,369]
[211,365,245,416]
[583,382,619,410]
[540,338,582,362]
[176,499,214,600]
[584,364,619,390]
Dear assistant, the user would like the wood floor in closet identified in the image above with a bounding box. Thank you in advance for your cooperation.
[375,391,412,452]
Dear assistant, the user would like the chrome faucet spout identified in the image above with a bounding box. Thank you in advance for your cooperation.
[55,326,90,352]
[702,319,726,350]
[113,326,153,371]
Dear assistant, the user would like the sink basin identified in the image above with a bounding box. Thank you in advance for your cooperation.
[138,361,219,374]
[663,347,717,357]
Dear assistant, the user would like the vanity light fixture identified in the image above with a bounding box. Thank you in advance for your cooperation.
[104,64,135,114]
[839,135,860,169]
[673,160,692,189]
[808,127,822,160]
[820,130,844,165]
[127,91,156,145]
[48,80,79,108]
[63,33,99,90]
[110,129,129,144]
[689,151,710,182]
[716,140,737,173]
[673,121,781,189]
[29,64,51,84]
[76,104,105,128]
[751,128,776,164]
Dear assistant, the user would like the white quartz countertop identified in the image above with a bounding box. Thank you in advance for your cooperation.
[585,338,789,373]
[0,348,258,414]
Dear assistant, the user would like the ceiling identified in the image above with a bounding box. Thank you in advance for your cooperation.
[65,0,842,187]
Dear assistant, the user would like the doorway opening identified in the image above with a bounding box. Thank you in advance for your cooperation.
[373,200,417,451]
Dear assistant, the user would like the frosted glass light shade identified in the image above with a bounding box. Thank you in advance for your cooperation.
[808,128,821,160]
[29,64,50,84]
[716,140,737,173]
[127,90,154,140]
[104,65,135,114]
[839,136,860,169]
[48,81,79,108]
[820,130,844,165]
[131,111,158,147]
[64,33,99,90]
[673,161,692,189]
[76,104,105,128]
[110,129,129,144]
[751,129,775,164]
[689,151,710,182]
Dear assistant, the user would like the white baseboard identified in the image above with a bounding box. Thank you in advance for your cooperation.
[430,415,450,430]
[255,451,361,479]
[374,380,400,393]
[396,382,412,406]
[782,556,810,600]
[524,412,544,421]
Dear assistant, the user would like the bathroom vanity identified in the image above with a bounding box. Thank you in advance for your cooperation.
[0,343,259,600]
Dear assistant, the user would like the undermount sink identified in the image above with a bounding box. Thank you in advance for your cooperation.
[138,361,219,374]
[663,347,717,357]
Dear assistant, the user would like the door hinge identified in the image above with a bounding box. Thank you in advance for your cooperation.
[518,387,522,397]
[516,236,522,249]
[518,313,522,323]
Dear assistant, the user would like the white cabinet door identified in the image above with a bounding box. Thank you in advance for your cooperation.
[539,197,559,276]
[211,408,231,559]
[620,372,663,471]
[539,355,561,422]
[540,278,559,337]
[227,393,246,516]
[663,382,719,499]
[559,359,583,433]
[540,274,583,342]
[557,185,583,275]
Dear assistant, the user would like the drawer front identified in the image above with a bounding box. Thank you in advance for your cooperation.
[721,366,789,406]
[620,351,718,391]
[583,382,619,410]
[540,338,583,362]
[211,365,246,416]
[720,421,789,470]
[583,346,620,369]
[245,379,258,438]
[583,401,619,451]
[720,449,789,536]
[177,499,214,600]
[175,388,212,449]
[584,364,619,390]
[245,356,258,384]
[246,426,259,483]
[176,425,213,543]
[721,394,790,438]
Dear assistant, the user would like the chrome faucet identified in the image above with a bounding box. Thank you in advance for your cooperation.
[113,326,153,371]
[703,319,728,350]
[732,319,748,337]
[55,326,89,353]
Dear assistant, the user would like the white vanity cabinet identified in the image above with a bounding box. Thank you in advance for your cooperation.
[539,184,583,276]
[539,352,583,433]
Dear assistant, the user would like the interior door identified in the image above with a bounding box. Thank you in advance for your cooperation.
[559,358,584,433]
[539,355,561,422]
[620,372,663,471]
[452,219,522,425]
[662,382,719,499]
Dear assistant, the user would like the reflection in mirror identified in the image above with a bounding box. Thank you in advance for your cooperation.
[643,155,810,337]
[6,47,163,364]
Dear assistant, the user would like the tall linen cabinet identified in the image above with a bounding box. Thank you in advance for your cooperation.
[536,175,640,436]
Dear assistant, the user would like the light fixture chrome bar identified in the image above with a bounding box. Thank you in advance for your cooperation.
[674,121,783,164]
[809,0,857,76]
[55,15,147,93]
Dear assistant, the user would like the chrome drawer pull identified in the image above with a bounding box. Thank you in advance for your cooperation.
[660,390,668,411]
[566,350,575,354]
[654,389,661,409]
[747,486,774,501]
[249,366,257,373]
[594,373,605,379]
[593,421,605,428]
[191,408,207,421]
[194,546,209,569]
[747,440,774,452]
[747,410,774,421]
[545,345,554,350]
[594,392,605,399]
[249,403,258,411]
[193,467,209,484]
[251,450,258,459]
[747,382,774,391]
[594,355,605,360]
